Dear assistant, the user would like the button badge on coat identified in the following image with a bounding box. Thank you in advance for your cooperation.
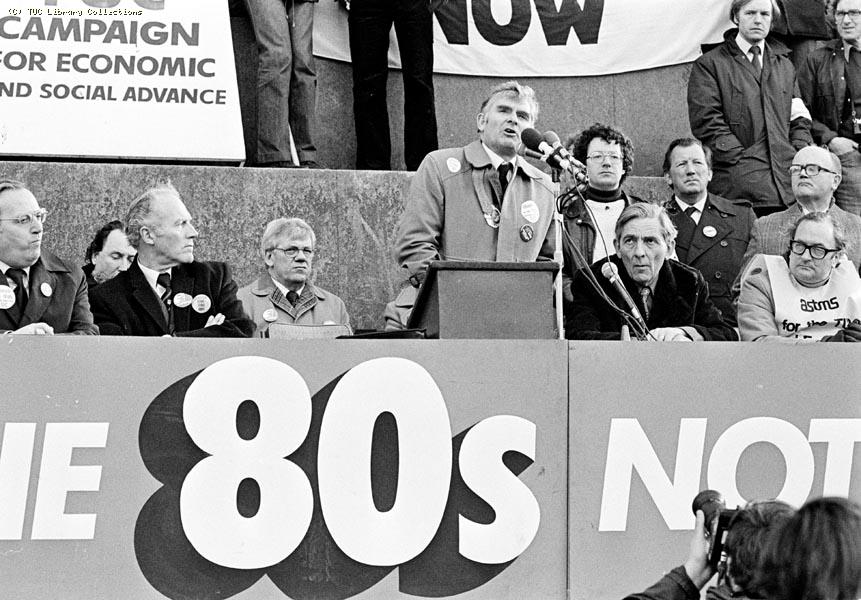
[520,224,534,242]
[520,200,540,224]
[702,225,717,238]
[192,294,212,313]
[263,308,278,323]
[484,207,501,228]
[0,286,14,309]
[40,282,52,297]
[173,293,193,308]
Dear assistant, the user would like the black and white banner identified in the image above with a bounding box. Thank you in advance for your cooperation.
[314,0,733,77]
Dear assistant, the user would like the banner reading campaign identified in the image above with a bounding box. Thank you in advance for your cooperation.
[567,343,861,600]
[0,338,568,599]
[314,0,733,77]
[0,0,244,161]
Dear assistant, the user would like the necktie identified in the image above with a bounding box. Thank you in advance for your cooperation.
[750,45,762,78]
[156,272,173,332]
[684,205,698,224]
[639,287,652,321]
[286,290,300,306]
[497,163,513,203]
[6,268,27,324]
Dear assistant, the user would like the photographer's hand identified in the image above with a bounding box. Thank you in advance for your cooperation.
[684,510,716,589]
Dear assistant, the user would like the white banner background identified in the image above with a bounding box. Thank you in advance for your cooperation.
[0,0,244,161]
[314,0,734,77]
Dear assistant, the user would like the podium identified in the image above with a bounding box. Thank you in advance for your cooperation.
[407,261,558,339]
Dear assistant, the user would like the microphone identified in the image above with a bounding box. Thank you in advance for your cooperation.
[600,261,647,332]
[517,142,544,160]
[520,128,588,184]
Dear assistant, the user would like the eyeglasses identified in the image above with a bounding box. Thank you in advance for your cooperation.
[788,164,836,177]
[0,209,48,226]
[586,152,623,163]
[270,246,314,257]
[836,9,861,20]
[789,239,840,260]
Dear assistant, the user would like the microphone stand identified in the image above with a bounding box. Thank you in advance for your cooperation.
[551,167,564,340]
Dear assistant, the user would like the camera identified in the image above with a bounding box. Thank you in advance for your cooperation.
[691,489,738,568]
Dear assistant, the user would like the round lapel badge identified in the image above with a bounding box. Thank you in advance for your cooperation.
[520,224,534,242]
[192,294,212,314]
[446,157,461,173]
[40,282,52,297]
[520,200,540,224]
[262,308,278,323]
[702,225,717,238]
[173,293,193,308]
[0,285,14,310]
[484,207,501,229]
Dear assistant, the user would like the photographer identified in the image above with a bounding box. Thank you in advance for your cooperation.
[623,499,794,600]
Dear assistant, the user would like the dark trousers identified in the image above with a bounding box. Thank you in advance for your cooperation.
[348,0,438,171]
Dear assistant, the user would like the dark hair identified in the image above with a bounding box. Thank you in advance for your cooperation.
[730,0,781,23]
[765,497,861,600]
[788,211,848,252]
[568,123,634,186]
[662,137,713,173]
[725,499,795,596]
[85,220,125,263]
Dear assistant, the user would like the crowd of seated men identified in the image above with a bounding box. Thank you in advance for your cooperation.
[3,2,861,340]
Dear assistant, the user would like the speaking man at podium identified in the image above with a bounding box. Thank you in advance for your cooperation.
[385,81,557,329]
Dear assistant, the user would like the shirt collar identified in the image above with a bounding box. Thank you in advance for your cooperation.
[674,195,707,215]
[481,142,514,170]
[0,260,30,278]
[735,34,765,60]
[137,261,171,294]
[272,277,303,298]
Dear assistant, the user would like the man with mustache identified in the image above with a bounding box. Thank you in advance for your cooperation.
[90,182,254,337]
[0,179,96,335]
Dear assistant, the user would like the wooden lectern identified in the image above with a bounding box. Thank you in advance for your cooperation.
[407,261,558,339]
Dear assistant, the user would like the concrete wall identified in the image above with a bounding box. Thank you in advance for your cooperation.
[0,161,671,330]
[230,16,694,175]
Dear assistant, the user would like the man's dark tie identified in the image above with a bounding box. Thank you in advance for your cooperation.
[156,272,173,332]
[286,290,300,306]
[497,162,513,203]
[639,287,652,321]
[684,205,697,223]
[750,45,762,79]
[6,268,27,324]
[675,205,699,262]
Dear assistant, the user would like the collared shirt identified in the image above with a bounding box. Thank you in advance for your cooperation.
[799,197,836,215]
[0,260,30,292]
[481,142,515,178]
[735,34,765,65]
[137,261,171,297]
[674,196,707,224]
[272,277,304,298]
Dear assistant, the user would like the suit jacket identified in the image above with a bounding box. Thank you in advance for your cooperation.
[90,260,255,337]
[0,250,96,334]
[566,254,737,341]
[664,193,755,324]
[237,275,350,337]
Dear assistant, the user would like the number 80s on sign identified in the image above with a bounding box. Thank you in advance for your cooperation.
[156,356,540,571]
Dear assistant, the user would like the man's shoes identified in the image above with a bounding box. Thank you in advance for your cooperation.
[299,160,323,169]
[258,160,297,168]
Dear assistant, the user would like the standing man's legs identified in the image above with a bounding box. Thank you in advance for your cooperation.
[288,0,319,166]
[245,0,293,165]
[835,151,861,217]
[349,0,395,170]
[394,0,437,171]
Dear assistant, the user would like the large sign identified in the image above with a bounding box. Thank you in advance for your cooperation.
[314,0,732,77]
[0,0,244,160]
[0,338,568,599]
[568,343,861,599]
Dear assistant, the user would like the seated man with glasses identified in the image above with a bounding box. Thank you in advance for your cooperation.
[797,0,861,217]
[735,146,861,299]
[0,179,96,335]
[738,211,861,341]
[237,218,351,338]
